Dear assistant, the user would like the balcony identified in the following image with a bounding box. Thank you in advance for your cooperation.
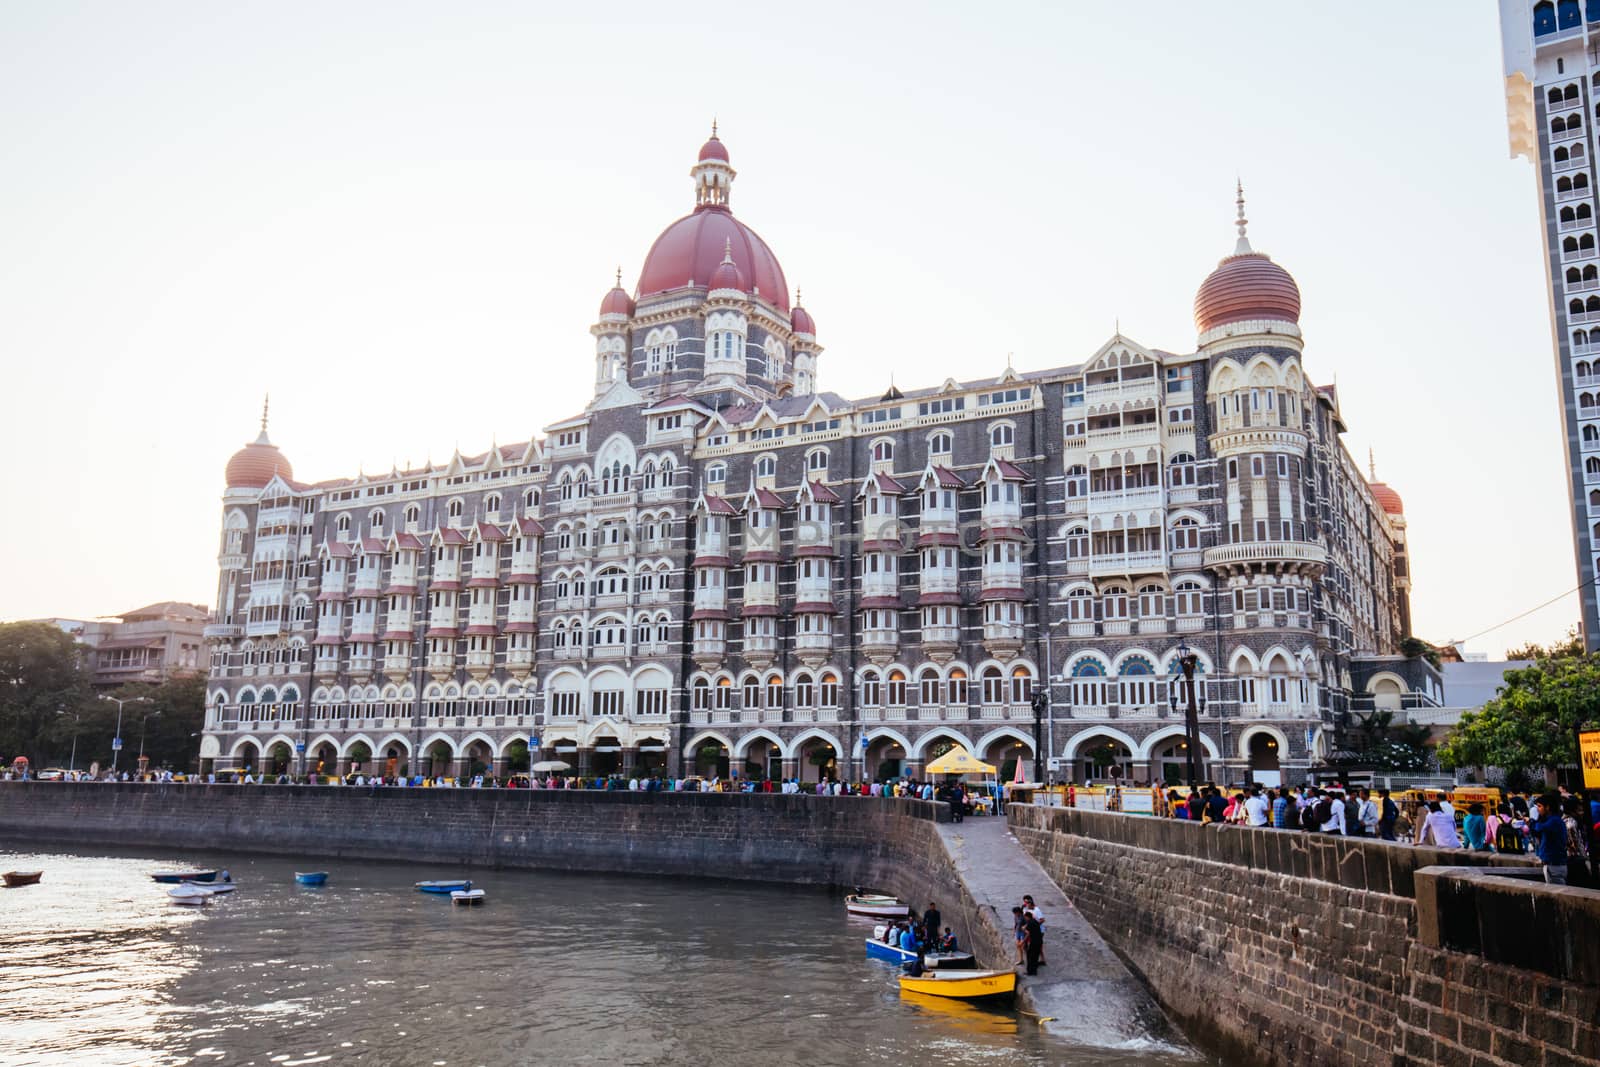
[204,623,243,640]
[1089,485,1163,512]
[1084,376,1159,406]
[1203,541,1329,571]
[1088,549,1166,576]
[1085,423,1160,450]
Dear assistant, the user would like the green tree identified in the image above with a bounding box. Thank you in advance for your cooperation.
[0,621,91,766]
[1438,655,1600,785]
[110,674,207,772]
[1505,624,1584,662]
[1398,636,1442,670]
[1349,709,1434,772]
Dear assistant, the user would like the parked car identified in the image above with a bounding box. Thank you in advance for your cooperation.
[36,768,69,781]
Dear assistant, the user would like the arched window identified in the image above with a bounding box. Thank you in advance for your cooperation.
[1065,465,1087,498]
[405,504,420,525]
[1174,580,1204,615]
[1534,0,1556,34]
[448,499,464,519]
[807,448,829,472]
[981,666,1005,704]
[929,431,952,456]
[1010,666,1033,704]
[484,493,501,514]
[887,669,907,705]
[1066,526,1089,560]
[918,667,942,705]
[743,676,760,709]
[948,668,969,705]
[693,678,712,710]
[337,514,352,534]
[707,463,726,485]
[871,439,894,464]
[369,510,385,533]
[794,672,815,707]
[1102,585,1129,619]
[1170,517,1200,551]
[1168,453,1197,488]
[989,423,1014,448]
[819,672,840,706]
[1138,584,1165,619]
[640,461,656,490]
[861,669,882,706]
[524,488,540,510]
[1066,586,1093,620]
[755,455,776,479]
[766,674,783,709]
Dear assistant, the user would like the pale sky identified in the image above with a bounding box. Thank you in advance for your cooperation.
[0,1,1572,657]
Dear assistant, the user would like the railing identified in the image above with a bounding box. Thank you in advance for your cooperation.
[1203,541,1329,568]
[1089,486,1164,511]
[1089,549,1166,576]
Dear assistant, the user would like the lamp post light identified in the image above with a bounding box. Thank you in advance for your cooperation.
[1168,638,1205,789]
[137,707,162,770]
[99,694,150,775]
[57,706,82,775]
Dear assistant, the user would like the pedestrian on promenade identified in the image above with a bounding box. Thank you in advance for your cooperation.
[1378,790,1399,841]
[1532,795,1569,884]
[1321,791,1348,835]
[1244,787,1270,827]
[1358,789,1380,838]
[1563,796,1592,888]
[1463,803,1489,851]
[1418,800,1462,850]
[1011,906,1026,965]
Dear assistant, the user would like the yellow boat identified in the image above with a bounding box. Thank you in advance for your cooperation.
[897,968,1017,1002]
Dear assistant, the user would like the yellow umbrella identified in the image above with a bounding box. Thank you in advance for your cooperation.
[923,745,997,776]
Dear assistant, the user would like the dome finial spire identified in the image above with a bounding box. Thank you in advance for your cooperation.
[255,394,272,444]
[722,236,734,263]
[711,117,718,138]
[1369,447,1376,481]
[1234,178,1252,255]
[615,265,622,287]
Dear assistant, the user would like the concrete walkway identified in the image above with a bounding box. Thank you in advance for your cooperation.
[937,814,1188,1052]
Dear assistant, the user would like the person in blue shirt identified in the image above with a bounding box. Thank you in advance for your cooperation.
[1532,793,1570,885]
[898,923,920,953]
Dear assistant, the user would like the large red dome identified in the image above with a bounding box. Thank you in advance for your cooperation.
[1194,252,1301,334]
[226,435,292,488]
[1369,482,1404,515]
[636,206,789,312]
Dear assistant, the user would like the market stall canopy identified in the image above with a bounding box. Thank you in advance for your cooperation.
[923,747,995,776]
[530,760,571,772]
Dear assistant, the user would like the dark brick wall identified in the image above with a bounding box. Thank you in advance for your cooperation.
[1005,804,1596,1067]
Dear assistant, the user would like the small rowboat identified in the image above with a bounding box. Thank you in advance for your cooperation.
[152,870,217,884]
[295,872,328,886]
[863,937,975,969]
[167,885,214,906]
[898,968,1017,1002]
[450,889,486,906]
[415,879,471,894]
[187,881,235,894]
[845,894,910,917]
[3,871,43,888]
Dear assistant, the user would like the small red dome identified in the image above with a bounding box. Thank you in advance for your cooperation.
[1369,482,1404,515]
[1194,252,1301,335]
[698,134,729,163]
[790,302,816,336]
[599,285,634,318]
[226,436,292,488]
[709,250,747,292]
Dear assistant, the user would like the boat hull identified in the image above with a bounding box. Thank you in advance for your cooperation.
[863,938,974,969]
[845,895,910,917]
[3,871,42,888]
[898,969,1016,1002]
[152,870,217,884]
[295,873,328,886]
[167,885,214,905]
[451,890,486,906]
[416,880,472,894]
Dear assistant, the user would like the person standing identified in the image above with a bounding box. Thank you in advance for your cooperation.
[1531,795,1569,885]
[1244,787,1270,828]
[1320,791,1346,835]
[1358,789,1380,838]
[1022,895,1046,966]
[922,902,942,948]
[1378,790,1399,841]
[1010,906,1027,966]
[1021,910,1044,976]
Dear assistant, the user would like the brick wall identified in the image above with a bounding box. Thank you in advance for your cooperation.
[1004,804,1586,1067]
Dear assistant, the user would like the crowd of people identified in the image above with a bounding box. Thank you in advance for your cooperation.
[881,894,1049,978]
[1163,783,1597,887]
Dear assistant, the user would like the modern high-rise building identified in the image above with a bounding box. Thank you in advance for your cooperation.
[1499,0,1600,650]
[199,131,1432,787]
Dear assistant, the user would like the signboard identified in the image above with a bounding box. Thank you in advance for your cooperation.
[295,742,306,754]
[1120,789,1157,816]
[111,738,123,751]
[1580,729,1600,790]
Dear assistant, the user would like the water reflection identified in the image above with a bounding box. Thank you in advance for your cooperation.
[0,847,1201,1066]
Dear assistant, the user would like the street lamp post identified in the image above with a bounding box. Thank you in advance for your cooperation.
[99,695,150,776]
[1039,616,1076,788]
[57,706,81,774]
[1168,638,1206,788]
[137,708,162,770]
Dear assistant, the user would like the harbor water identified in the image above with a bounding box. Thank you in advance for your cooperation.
[0,846,1203,1066]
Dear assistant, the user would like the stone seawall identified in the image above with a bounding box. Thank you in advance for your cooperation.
[1007,804,1596,1067]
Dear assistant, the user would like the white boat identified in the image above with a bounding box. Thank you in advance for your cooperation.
[845,894,910,917]
[185,881,236,894]
[450,889,486,906]
[167,884,213,906]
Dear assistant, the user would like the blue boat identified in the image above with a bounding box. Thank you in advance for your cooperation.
[151,869,217,884]
[415,879,471,894]
[864,937,976,970]
[295,872,328,886]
